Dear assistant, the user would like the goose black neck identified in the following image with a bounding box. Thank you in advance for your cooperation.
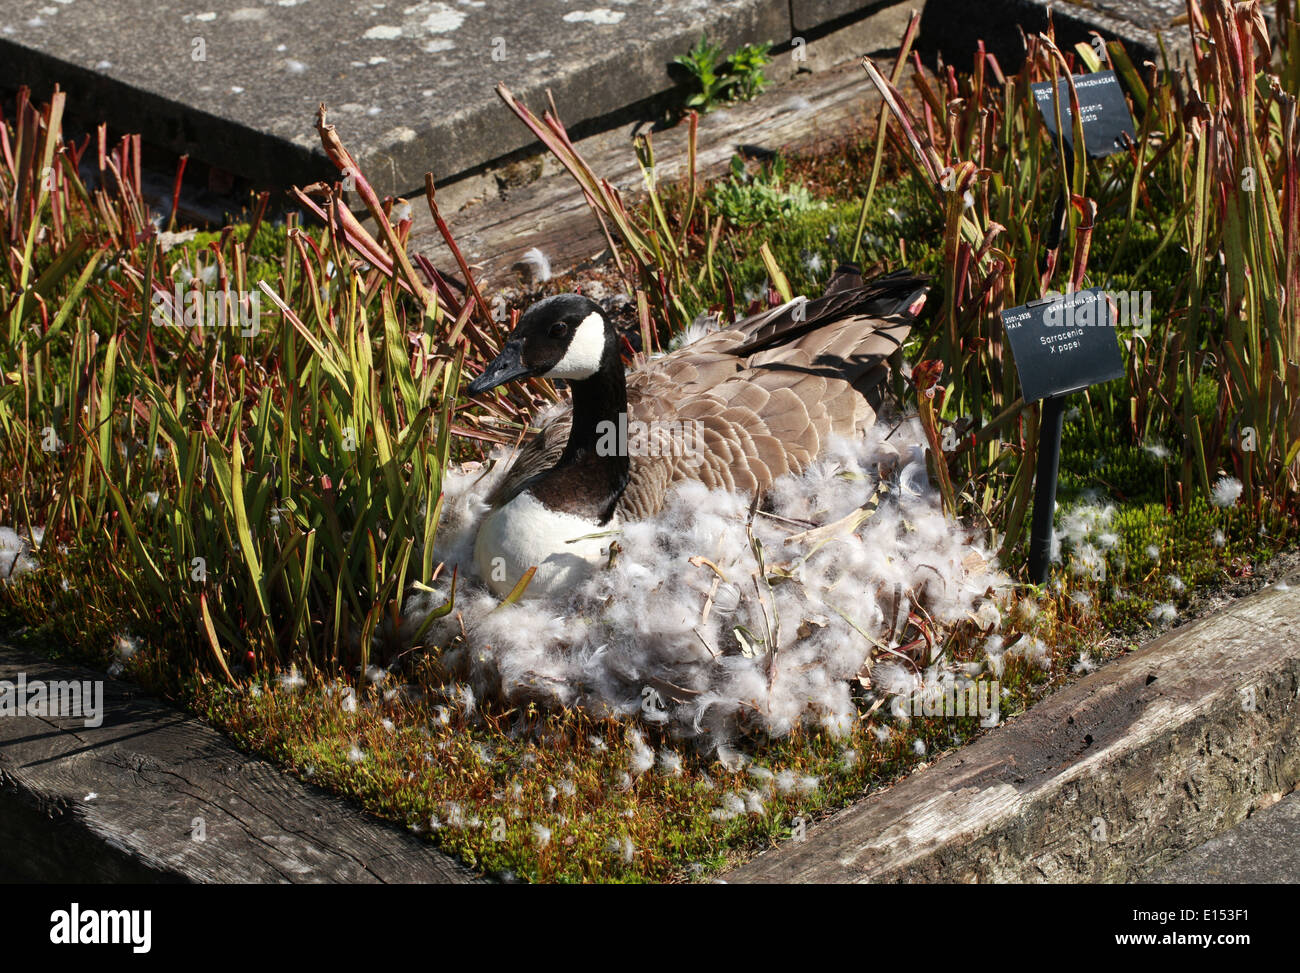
[562,353,628,465]
[530,350,629,523]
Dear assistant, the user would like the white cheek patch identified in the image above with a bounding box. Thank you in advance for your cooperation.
[542,311,605,380]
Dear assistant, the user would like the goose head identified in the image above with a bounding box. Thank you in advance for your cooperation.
[467,294,614,395]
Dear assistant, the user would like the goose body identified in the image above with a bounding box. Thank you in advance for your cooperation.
[468,267,928,598]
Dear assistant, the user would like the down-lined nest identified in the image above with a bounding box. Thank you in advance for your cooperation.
[404,415,1012,745]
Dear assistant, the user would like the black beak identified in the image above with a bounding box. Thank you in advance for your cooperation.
[467,342,532,395]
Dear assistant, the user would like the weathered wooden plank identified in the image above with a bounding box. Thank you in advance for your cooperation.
[0,644,479,883]
[725,571,1300,883]
[407,53,900,289]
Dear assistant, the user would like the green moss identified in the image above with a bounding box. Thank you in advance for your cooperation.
[1050,413,1287,635]
[189,659,1060,883]
[163,220,291,283]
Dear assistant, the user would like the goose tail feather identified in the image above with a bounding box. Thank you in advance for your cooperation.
[732,265,929,357]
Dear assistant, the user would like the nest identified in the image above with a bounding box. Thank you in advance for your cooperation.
[403,416,1012,746]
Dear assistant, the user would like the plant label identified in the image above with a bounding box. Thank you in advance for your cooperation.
[1031,70,1136,157]
[1000,289,1125,402]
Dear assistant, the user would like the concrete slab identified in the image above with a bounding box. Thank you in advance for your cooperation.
[1147,792,1300,883]
[792,0,893,34]
[0,0,1196,204]
[0,0,790,196]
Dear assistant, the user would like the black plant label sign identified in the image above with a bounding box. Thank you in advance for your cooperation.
[1030,70,1135,157]
[1000,289,1125,402]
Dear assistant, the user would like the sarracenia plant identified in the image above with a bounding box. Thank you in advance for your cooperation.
[1175,0,1299,507]
[0,92,510,680]
[859,0,1298,566]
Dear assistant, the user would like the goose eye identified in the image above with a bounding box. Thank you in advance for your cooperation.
[549,322,570,339]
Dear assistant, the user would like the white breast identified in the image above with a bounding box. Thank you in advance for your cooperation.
[474,491,616,599]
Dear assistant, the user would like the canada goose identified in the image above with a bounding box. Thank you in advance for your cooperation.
[467,266,928,598]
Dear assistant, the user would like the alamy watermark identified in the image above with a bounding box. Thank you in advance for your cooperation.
[890,679,1001,721]
[596,414,705,465]
[151,285,262,337]
[50,903,150,953]
[1042,287,1152,336]
[0,672,103,728]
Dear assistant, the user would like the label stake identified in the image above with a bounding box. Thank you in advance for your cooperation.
[1027,394,1067,584]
